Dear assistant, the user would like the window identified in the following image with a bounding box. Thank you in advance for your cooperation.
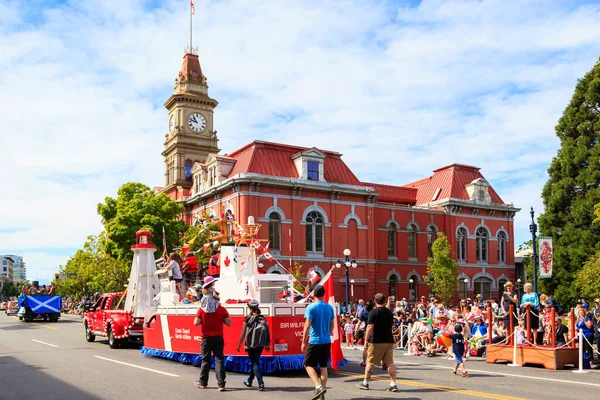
[476,227,488,262]
[457,278,468,298]
[408,276,417,303]
[498,279,507,295]
[408,224,417,258]
[389,275,398,298]
[110,296,125,310]
[2,267,6,272]
[2,260,6,265]
[498,231,507,263]
[209,167,217,186]
[387,222,398,256]
[305,211,324,252]
[474,277,492,300]
[307,161,319,181]
[457,228,467,262]
[184,159,193,178]
[268,212,281,250]
[427,226,437,257]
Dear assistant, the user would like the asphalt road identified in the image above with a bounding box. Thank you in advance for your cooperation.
[1,312,600,400]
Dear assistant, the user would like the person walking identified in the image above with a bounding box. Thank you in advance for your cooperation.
[237,300,270,391]
[357,293,399,392]
[194,294,232,391]
[445,324,468,377]
[301,284,335,400]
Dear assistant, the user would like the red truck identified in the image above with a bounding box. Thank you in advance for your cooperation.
[83,292,144,348]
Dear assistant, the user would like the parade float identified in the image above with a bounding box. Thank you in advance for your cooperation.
[140,214,347,373]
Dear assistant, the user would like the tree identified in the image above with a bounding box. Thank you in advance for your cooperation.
[538,58,600,306]
[97,182,187,262]
[576,250,600,302]
[181,223,219,268]
[426,232,458,305]
[53,234,130,298]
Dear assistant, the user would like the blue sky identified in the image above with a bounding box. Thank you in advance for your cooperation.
[1,0,600,283]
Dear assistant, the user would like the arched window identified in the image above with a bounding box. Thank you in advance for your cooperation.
[408,275,418,303]
[427,226,437,258]
[476,227,488,262]
[184,159,193,178]
[497,231,507,264]
[305,211,324,253]
[457,227,467,262]
[268,212,281,251]
[387,222,398,256]
[408,224,417,258]
[389,274,398,298]
[474,276,492,300]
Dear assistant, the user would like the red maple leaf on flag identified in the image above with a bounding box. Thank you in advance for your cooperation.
[224,256,231,267]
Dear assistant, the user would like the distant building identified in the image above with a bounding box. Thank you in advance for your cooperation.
[4,255,26,282]
[157,49,520,302]
[1,256,14,283]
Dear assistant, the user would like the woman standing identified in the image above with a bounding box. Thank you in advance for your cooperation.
[500,281,519,337]
[520,283,540,345]
[237,300,270,391]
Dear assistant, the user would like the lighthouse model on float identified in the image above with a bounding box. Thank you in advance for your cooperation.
[124,230,160,319]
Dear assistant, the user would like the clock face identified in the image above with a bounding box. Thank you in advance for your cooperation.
[169,116,175,132]
[187,113,206,132]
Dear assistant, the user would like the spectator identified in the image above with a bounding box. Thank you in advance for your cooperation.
[555,316,569,347]
[520,282,540,345]
[593,299,600,364]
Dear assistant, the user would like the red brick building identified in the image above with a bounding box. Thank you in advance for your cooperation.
[160,51,519,304]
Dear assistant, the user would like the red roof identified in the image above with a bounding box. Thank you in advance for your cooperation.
[404,164,505,205]
[362,182,417,204]
[177,53,204,85]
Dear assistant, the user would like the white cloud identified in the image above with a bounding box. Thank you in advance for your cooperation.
[1,0,599,280]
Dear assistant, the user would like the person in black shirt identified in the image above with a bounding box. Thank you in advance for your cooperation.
[445,324,467,377]
[356,293,398,392]
[554,316,569,347]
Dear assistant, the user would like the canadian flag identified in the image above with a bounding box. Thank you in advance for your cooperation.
[321,270,345,371]
[309,268,320,285]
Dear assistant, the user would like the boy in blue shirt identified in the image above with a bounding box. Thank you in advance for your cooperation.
[301,284,335,400]
[445,324,468,377]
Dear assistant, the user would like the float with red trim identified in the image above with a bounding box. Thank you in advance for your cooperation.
[141,214,347,373]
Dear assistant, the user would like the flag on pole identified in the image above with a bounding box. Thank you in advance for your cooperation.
[309,267,320,285]
[190,0,195,15]
[162,226,167,256]
[322,271,344,370]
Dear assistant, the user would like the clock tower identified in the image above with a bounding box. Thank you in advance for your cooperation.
[161,48,220,194]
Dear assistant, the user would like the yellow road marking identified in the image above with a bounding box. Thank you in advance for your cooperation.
[333,370,525,400]
[10,316,58,330]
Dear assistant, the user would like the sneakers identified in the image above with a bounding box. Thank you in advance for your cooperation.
[258,385,265,391]
[310,386,327,400]
[452,370,457,375]
[218,387,226,392]
[195,381,207,389]
[360,362,366,368]
[386,384,399,392]
[356,382,369,390]
[462,371,468,377]
[243,380,252,387]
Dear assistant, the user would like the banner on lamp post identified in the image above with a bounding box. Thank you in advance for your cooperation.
[539,236,553,279]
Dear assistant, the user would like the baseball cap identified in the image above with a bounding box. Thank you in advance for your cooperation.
[248,299,259,309]
[582,303,589,308]
[314,285,325,298]
[454,324,463,332]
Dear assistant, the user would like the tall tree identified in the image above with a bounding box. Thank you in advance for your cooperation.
[426,233,458,305]
[97,182,187,262]
[576,250,600,302]
[539,58,600,306]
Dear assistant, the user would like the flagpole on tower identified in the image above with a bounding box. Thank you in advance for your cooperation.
[189,0,193,52]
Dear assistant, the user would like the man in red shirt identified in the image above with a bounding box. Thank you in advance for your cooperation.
[194,301,232,391]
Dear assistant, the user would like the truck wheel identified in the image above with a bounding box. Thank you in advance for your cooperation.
[108,326,120,349]
[85,322,95,342]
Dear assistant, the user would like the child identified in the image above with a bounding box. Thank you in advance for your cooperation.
[516,317,526,345]
[199,276,220,313]
[345,317,355,347]
[445,324,468,377]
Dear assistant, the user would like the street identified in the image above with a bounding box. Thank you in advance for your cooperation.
[1,313,600,400]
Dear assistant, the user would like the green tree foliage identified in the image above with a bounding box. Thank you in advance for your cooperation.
[97,182,187,262]
[538,58,600,306]
[1,279,21,297]
[576,250,600,302]
[53,235,130,298]
[426,233,458,305]
[181,223,219,267]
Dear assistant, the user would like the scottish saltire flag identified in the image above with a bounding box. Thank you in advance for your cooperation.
[25,295,62,313]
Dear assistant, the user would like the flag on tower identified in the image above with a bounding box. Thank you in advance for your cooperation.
[190,0,195,15]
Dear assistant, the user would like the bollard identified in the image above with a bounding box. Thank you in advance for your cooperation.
[573,330,589,374]
[508,330,520,367]
[404,324,412,356]
[399,323,404,350]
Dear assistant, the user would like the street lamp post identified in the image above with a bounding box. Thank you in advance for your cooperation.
[530,207,538,294]
[350,279,355,305]
[335,248,357,307]
[463,278,469,298]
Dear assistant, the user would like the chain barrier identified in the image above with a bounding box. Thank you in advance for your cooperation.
[582,333,600,356]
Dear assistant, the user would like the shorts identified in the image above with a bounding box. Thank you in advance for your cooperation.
[455,355,463,365]
[184,272,197,282]
[169,277,183,283]
[367,343,394,366]
[304,343,331,368]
